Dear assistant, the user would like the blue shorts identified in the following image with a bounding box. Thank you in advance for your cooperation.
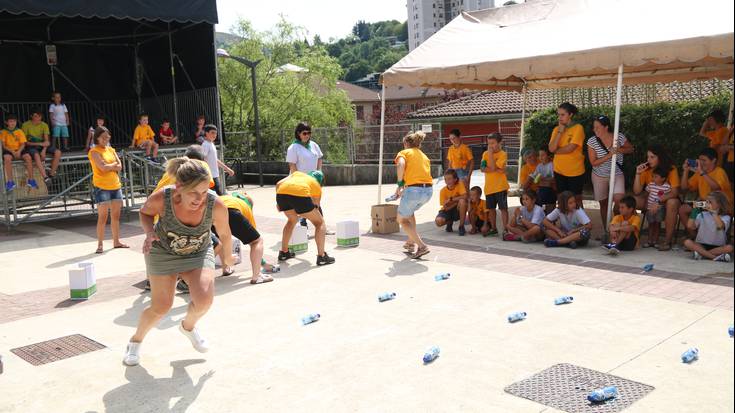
[455,168,469,179]
[52,125,70,138]
[398,185,433,217]
[93,187,123,204]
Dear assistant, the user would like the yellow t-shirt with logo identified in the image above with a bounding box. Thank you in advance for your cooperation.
[687,167,733,203]
[133,124,155,146]
[439,182,466,210]
[447,144,473,170]
[640,166,680,188]
[520,160,539,191]
[550,123,585,176]
[0,128,27,151]
[482,150,509,195]
[154,160,215,193]
[395,148,433,186]
[470,199,487,221]
[611,213,641,244]
[88,145,121,190]
[220,195,256,229]
[276,171,322,198]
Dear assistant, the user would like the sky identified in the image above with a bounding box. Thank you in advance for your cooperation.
[216,0,407,40]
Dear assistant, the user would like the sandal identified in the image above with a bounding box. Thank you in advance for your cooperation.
[403,242,416,255]
[221,266,235,276]
[95,245,104,254]
[250,274,274,285]
[411,246,430,260]
[113,243,130,249]
[657,243,671,251]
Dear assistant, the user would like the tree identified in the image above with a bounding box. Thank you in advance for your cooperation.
[352,20,371,42]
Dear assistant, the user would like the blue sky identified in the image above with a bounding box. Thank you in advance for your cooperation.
[216,0,408,40]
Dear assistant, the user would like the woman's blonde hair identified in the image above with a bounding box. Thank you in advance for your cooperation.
[706,191,732,215]
[165,157,211,192]
[403,131,426,148]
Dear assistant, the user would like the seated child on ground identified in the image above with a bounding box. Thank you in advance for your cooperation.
[683,191,733,262]
[130,113,159,161]
[468,186,488,235]
[504,189,545,242]
[159,119,178,145]
[533,147,556,214]
[602,196,641,255]
[435,168,468,235]
[643,167,671,247]
[542,190,592,249]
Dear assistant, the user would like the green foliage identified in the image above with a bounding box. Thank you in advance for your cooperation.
[218,18,354,159]
[328,20,408,81]
[523,93,731,183]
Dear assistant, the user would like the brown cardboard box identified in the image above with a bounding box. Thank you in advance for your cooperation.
[371,204,400,234]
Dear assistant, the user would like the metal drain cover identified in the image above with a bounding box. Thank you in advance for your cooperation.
[11,334,105,366]
[504,363,654,413]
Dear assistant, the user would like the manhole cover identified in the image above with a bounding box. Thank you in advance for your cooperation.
[504,363,654,413]
[10,334,105,366]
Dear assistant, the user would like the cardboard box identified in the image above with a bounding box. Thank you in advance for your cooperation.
[215,238,242,266]
[69,262,97,300]
[371,204,400,234]
[336,220,360,247]
[288,224,309,254]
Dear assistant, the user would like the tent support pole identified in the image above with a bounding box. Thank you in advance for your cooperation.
[516,82,528,185]
[377,83,387,204]
[727,91,734,128]
[134,44,142,113]
[168,25,179,136]
[606,64,624,229]
[212,25,226,194]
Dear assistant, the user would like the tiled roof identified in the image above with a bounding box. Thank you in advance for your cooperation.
[336,81,450,103]
[336,81,380,102]
[407,79,733,119]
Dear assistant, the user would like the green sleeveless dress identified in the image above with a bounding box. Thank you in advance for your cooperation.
[145,188,216,275]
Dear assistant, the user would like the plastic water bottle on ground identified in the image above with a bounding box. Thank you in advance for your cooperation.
[385,193,399,202]
[587,386,617,403]
[422,346,440,363]
[434,272,451,281]
[681,347,699,363]
[378,292,397,302]
[507,312,527,323]
[301,313,320,325]
[554,296,574,305]
[642,264,654,272]
[729,326,734,337]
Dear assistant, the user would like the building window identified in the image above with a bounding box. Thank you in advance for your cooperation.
[356,105,365,121]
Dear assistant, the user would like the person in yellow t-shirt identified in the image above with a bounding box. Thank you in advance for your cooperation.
[698,110,728,157]
[679,147,734,238]
[22,108,61,184]
[87,126,128,254]
[153,146,215,193]
[549,102,586,207]
[519,148,539,192]
[468,186,489,235]
[129,114,159,161]
[603,196,641,255]
[445,128,474,191]
[1,114,35,192]
[480,133,509,236]
[435,169,467,235]
[722,126,734,179]
[275,170,334,266]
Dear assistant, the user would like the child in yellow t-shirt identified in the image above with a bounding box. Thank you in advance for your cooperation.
[519,148,539,192]
[1,114,35,192]
[480,133,509,236]
[468,186,488,235]
[130,113,159,161]
[603,196,641,255]
[435,169,468,235]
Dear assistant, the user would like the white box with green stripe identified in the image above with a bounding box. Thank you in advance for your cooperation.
[288,224,308,254]
[69,262,97,300]
[336,220,359,247]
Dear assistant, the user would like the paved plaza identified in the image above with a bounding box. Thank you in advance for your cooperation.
[0,180,733,412]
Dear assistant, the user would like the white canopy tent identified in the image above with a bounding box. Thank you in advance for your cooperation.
[378,0,734,226]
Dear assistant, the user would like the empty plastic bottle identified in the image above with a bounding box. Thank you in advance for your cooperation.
[434,272,451,281]
[642,264,654,272]
[378,292,397,302]
[385,193,399,202]
[587,386,617,403]
[729,326,734,338]
[681,347,699,363]
[507,312,527,323]
[422,346,440,363]
[554,296,574,305]
[301,313,320,325]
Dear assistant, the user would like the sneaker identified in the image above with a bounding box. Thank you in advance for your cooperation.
[714,253,731,262]
[445,221,454,232]
[503,233,517,241]
[5,181,16,192]
[601,243,612,252]
[608,246,620,256]
[544,239,559,248]
[28,178,39,189]
[43,176,52,185]
[176,279,189,293]
[316,252,336,266]
[179,322,209,353]
[693,251,702,260]
[568,241,578,249]
[487,228,498,236]
[278,250,295,261]
[458,225,466,236]
[123,341,141,366]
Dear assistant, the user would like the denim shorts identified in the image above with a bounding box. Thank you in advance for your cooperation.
[52,125,70,138]
[398,185,433,217]
[93,187,123,204]
[455,168,468,179]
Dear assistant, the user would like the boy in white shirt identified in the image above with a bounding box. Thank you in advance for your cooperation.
[201,124,234,195]
[49,91,71,151]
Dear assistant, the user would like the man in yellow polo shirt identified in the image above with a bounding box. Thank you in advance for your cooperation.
[1,114,35,192]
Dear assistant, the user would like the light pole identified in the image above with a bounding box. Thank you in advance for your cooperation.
[216,48,264,187]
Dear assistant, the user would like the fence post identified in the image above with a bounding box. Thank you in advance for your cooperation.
[348,127,355,164]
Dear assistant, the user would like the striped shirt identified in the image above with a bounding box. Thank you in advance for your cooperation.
[587,133,626,177]
[645,183,671,209]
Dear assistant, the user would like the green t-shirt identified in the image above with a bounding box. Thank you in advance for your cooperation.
[21,120,50,143]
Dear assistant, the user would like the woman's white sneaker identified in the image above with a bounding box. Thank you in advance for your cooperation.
[123,341,141,366]
[179,322,209,353]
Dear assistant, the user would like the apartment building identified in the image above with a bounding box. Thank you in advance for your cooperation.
[407,0,495,50]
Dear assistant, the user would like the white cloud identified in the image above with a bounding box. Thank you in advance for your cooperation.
[216,0,407,40]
